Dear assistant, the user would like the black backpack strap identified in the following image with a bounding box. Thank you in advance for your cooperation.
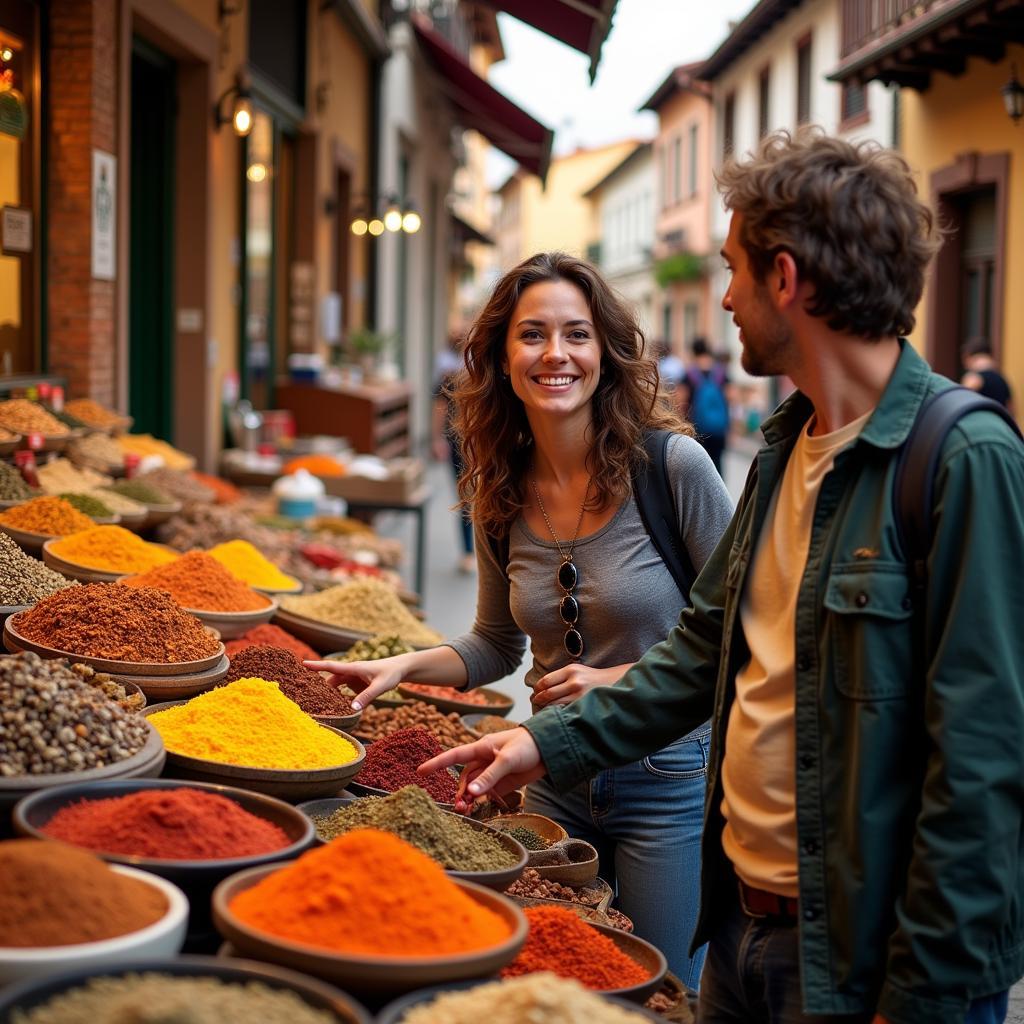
[894,386,1021,593]
[633,429,698,603]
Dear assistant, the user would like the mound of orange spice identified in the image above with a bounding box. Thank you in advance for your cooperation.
[0,496,94,536]
[229,828,511,956]
[500,906,649,990]
[120,550,269,612]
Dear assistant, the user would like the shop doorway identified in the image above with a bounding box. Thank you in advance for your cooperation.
[128,39,175,438]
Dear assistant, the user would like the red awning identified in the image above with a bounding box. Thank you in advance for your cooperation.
[412,15,553,182]
[479,0,620,82]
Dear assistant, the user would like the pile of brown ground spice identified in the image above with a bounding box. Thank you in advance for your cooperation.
[224,645,354,716]
[16,584,220,663]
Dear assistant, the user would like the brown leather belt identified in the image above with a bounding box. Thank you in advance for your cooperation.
[737,879,800,921]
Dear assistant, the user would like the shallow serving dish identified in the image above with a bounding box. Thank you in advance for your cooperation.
[141,500,183,528]
[376,979,666,1023]
[398,684,514,718]
[0,955,372,1024]
[143,701,366,801]
[212,864,527,995]
[183,595,278,640]
[0,865,187,986]
[529,837,601,885]
[275,607,436,656]
[484,812,569,848]
[4,611,226,676]
[0,604,31,630]
[40,540,130,582]
[0,436,20,457]
[295,795,527,890]
[107,654,230,701]
[0,722,165,816]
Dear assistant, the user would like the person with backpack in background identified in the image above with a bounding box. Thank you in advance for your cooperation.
[310,251,734,987]
[422,130,1024,1024]
[682,336,730,474]
[960,337,1015,419]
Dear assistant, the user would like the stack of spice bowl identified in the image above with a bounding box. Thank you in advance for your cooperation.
[41,524,179,582]
[0,840,188,985]
[276,578,443,654]
[0,496,95,554]
[212,829,527,995]
[223,645,360,729]
[0,425,20,457]
[3,584,229,703]
[0,653,165,819]
[118,550,278,639]
[13,778,316,946]
[143,678,365,801]
[0,957,372,1024]
[297,785,526,890]
[64,397,134,435]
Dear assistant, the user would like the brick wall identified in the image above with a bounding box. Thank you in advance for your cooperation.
[47,0,118,405]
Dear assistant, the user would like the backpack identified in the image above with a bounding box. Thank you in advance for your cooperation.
[487,429,698,603]
[893,386,1022,596]
[686,365,729,437]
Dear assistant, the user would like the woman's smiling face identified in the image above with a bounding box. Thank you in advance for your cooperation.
[503,279,602,425]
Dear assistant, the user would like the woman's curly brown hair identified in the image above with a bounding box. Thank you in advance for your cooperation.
[717,128,943,339]
[452,251,689,538]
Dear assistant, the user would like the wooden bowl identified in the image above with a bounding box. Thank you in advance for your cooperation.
[0,436,20,457]
[295,795,527,890]
[461,713,521,739]
[4,611,226,676]
[376,980,666,1023]
[586,922,668,1003]
[530,838,601,885]
[183,596,278,640]
[0,956,372,1023]
[275,608,437,655]
[106,654,230,701]
[484,812,569,848]
[312,707,363,732]
[398,684,514,717]
[40,540,131,582]
[0,722,166,816]
[0,603,32,630]
[140,500,183,528]
[212,865,527,995]
[143,702,366,802]
[253,577,304,597]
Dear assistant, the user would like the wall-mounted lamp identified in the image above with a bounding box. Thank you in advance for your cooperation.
[0,46,13,63]
[1003,64,1024,125]
[214,73,253,137]
[246,162,268,183]
[350,195,423,237]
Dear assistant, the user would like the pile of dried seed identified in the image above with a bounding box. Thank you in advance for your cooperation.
[500,825,551,851]
[67,432,124,471]
[505,868,605,907]
[0,399,68,436]
[353,700,476,748]
[137,467,215,505]
[0,462,37,501]
[0,531,79,605]
[0,652,151,776]
[37,458,111,494]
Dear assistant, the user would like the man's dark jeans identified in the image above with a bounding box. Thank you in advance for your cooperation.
[698,886,1009,1023]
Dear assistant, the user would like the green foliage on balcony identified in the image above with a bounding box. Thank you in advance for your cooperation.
[655,251,705,287]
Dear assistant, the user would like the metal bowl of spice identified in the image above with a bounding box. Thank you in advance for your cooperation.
[297,789,527,890]
[0,956,373,1024]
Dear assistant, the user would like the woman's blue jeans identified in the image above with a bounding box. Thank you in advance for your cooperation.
[525,724,711,989]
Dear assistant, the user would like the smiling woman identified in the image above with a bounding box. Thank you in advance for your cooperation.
[313,251,735,986]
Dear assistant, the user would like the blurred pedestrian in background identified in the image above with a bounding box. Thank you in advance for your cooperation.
[432,331,475,574]
[681,337,731,474]
[960,337,1014,418]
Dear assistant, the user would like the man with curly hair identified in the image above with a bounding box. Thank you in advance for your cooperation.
[426,130,1024,1024]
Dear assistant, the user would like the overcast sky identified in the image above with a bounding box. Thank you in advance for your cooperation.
[485,0,756,184]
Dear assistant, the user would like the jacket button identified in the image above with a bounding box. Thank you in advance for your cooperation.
[803,907,818,921]
[799,754,814,770]
[796,655,810,671]
[855,592,869,608]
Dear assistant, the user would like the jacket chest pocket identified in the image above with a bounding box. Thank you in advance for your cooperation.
[823,562,913,700]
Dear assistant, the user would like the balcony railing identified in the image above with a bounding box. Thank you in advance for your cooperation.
[840,0,942,58]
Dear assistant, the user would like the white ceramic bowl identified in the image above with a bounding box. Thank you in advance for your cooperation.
[0,865,189,985]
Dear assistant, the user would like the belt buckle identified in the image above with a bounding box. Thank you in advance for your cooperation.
[737,881,767,919]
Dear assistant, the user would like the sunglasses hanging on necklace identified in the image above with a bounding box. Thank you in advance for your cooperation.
[531,476,591,660]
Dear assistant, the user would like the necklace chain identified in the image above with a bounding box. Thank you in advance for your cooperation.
[531,476,591,563]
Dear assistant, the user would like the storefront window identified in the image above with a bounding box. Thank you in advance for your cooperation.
[0,2,38,378]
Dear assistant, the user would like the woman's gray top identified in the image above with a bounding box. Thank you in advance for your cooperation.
[446,434,734,719]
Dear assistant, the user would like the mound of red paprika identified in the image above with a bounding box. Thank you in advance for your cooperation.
[356,726,458,802]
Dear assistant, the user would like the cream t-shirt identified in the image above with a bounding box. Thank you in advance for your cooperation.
[721,409,871,897]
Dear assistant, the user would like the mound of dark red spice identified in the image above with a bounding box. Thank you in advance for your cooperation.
[356,726,458,802]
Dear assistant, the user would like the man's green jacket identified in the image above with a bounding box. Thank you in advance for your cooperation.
[525,342,1024,1024]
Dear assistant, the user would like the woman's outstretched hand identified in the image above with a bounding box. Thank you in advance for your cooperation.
[304,657,404,711]
[418,729,546,813]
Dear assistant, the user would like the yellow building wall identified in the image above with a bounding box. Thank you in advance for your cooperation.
[520,142,639,260]
[902,46,1024,402]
